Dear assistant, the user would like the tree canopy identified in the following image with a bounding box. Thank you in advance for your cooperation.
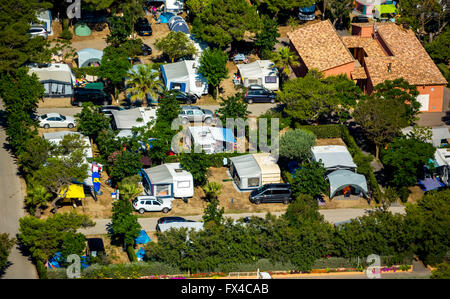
[155,31,197,63]
[279,129,316,162]
[198,48,228,98]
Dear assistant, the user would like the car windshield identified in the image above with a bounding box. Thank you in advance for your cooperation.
[60,115,66,120]
[40,114,47,119]
[156,198,163,205]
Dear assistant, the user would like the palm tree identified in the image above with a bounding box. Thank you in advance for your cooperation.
[202,181,222,202]
[119,183,143,201]
[271,46,300,83]
[26,182,52,218]
[126,63,164,106]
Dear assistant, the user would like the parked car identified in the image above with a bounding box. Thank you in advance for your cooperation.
[175,91,197,104]
[132,196,172,214]
[156,216,195,230]
[140,43,152,56]
[244,85,276,104]
[38,113,76,129]
[135,18,152,36]
[352,16,369,23]
[99,105,128,117]
[179,106,214,124]
[249,183,292,205]
[28,26,48,39]
[72,88,112,107]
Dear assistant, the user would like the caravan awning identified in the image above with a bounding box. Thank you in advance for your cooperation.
[327,170,368,199]
[376,4,397,15]
[230,155,261,179]
[77,48,104,68]
[60,184,85,199]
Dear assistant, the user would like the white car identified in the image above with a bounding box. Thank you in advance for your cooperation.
[28,26,48,39]
[132,196,172,214]
[38,113,76,129]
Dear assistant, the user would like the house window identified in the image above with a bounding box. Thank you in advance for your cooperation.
[265,76,277,83]
[248,177,260,187]
[171,83,182,91]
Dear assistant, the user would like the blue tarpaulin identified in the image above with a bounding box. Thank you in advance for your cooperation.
[135,230,151,245]
[47,252,63,269]
[136,247,146,261]
[92,172,101,192]
[80,256,89,269]
[158,12,174,23]
[418,177,445,192]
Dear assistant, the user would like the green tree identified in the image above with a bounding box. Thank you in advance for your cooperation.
[271,46,300,83]
[277,72,338,124]
[60,233,86,262]
[405,190,450,265]
[98,46,132,102]
[327,0,353,27]
[0,233,15,272]
[25,181,52,218]
[108,151,143,184]
[191,0,261,48]
[126,63,164,105]
[279,129,316,162]
[0,0,50,74]
[106,16,134,47]
[109,187,141,247]
[254,16,280,56]
[425,26,450,65]
[291,161,329,198]
[431,262,450,279]
[18,136,52,175]
[372,78,420,124]
[380,137,435,188]
[75,102,111,139]
[198,48,228,99]
[354,94,409,160]
[18,212,94,263]
[155,31,197,63]
[186,0,213,16]
[284,194,325,225]
[216,93,249,125]
[202,197,225,226]
[253,0,314,18]
[202,181,222,201]
[179,152,210,186]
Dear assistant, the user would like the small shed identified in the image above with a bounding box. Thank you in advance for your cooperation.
[236,60,279,90]
[229,153,281,190]
[160,60,207,98]
[141,163,194,199]
[77,48,104,68]
[327,169,368,199]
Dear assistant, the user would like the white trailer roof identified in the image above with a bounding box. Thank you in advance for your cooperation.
[158,221,204,233]
[311,145,357,170]
[111,107,157,130]
[42,131,93,158]
[144,163,192,184]
[237,60,278,80]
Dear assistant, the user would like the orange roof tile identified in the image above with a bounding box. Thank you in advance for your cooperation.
[341,36,386,57]
[288,20,355,72]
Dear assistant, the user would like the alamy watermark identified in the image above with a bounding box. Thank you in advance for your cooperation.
[66,0,81,19]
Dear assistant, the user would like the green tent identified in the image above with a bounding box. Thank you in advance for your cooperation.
[84,82,104,90]
[75,23,91,36]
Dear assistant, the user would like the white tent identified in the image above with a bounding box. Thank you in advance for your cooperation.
[111,107,157,131]
[237,60,279,90]
[160,60,207,98]
[142,163,193,199]
[77,48,104,68]
[311,145,357,171]
[164,0,185,14]
[229,153,281,190]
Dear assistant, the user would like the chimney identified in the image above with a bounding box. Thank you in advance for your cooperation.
[387,63,392,73]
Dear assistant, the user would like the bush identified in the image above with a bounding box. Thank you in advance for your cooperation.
[127,245,138,262]
[59,28,73,40]
[81,262,182,279]
[36,259,48,279]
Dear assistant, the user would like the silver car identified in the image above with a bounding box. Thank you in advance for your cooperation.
[179,106,214,125]
[39,113,76,129]
[28,26,48,39]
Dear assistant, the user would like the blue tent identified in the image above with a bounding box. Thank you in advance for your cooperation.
[47,252,63,269]
[158,12,174,23]
[135,230,151,245]
[92,171,101,192]
[136,247,146,261]
[170,20,189,34]
[418,177,445,192]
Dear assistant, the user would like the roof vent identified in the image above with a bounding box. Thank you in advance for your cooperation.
[174,168,183,173]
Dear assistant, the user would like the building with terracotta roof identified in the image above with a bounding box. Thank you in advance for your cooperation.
[287,20,447,112]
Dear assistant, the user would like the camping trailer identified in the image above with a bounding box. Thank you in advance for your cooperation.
[28,63,75,98]
[229,153,281,190]
[236,60,279,91]
[141,163,194,199]
[187,126,236,154]
[160,60,207,98]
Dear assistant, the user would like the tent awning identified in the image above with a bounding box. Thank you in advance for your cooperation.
[77,48,104,68]
[376,4,397,14]
[327,170,368,198]
[230,154,261,179]
[60,184,85,199]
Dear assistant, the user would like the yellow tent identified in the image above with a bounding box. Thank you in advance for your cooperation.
[59,184,85,199]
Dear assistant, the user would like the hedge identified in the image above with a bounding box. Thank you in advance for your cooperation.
[36,259,48,279]
[298,124,382,203]
[127,245,138,262]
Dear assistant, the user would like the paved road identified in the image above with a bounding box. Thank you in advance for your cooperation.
[37,103,278,118]
[79,206,405,235]
[0,103,37,279]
